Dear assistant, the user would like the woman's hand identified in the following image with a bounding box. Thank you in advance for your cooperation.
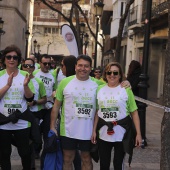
[91,131,97,144]
[24,74,31,86]
[121,80,131,89]
[135,134,142,147]
[7,72,14,87]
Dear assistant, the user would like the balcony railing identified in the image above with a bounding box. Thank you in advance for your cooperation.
[152,1,168,18]
[142,0,168,21]
[128,6,138,26]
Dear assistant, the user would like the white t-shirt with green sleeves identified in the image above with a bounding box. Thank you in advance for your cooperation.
[29,77,46,112]
[97,85,137,142]
[33,69,56,109]
[0,69,31,130]
[56,75,104,140]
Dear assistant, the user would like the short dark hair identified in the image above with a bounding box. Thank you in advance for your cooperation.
[24,58,35,65]
[103,62,123,83]
[20,58,35,70]
[39,54,51,62]
[63,55,76,77]
[2,45,22,66]
[76,55,92,67]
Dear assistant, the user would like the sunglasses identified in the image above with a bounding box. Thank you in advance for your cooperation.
[22,64,34,68]
[41,62,51,66]
[5,55,19,61]
[95,71,101,73]
[106,71,119,76]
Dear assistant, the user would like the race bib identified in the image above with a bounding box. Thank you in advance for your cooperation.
[3,104,22,117]
[101,107,119,121]
[75,103,93,118]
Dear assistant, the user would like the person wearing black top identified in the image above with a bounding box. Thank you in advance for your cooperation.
[127,60,141,97]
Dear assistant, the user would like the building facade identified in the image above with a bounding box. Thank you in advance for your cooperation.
[33,0,93,62]
[0,0,32,58]
[101,0,168,101]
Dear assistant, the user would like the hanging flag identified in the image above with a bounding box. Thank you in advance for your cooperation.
[61,24,79,57]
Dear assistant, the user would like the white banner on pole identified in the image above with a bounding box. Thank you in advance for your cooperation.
[61,24,79,58]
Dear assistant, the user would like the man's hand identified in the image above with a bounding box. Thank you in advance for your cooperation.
[121,80,131,88]
[50,127,58,136]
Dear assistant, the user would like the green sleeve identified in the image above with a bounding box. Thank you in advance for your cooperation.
[28,80,35,94]
[51,72,57,91]
[55,79,64,102]
[96,84,106,110]
[36,78,46,98]
[33,69,39,76]
[55,75,74,101]
[126,87,138,113]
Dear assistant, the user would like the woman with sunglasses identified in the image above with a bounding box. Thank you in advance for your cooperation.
[91,62,142,170]
[0,45,34,170]
[22,58,47,118]
[22,58,47,168]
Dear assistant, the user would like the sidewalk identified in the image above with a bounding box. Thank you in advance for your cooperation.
[10,105,163,170]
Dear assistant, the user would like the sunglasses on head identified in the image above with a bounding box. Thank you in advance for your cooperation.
[41,62,51,66]
[5,55,19,61]
[106,71,119,76]
[95,71,101,73]
[22,64,34,68]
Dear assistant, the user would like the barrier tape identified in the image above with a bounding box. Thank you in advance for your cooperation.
[134,96,170,112]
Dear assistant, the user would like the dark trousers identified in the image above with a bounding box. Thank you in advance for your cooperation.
[98,139,125,170]
[0,128,31,170]
[40,108,52,169]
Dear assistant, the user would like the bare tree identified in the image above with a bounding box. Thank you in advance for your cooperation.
[35,0,103,54]
[160,1,170,169]
[36,0,134,62]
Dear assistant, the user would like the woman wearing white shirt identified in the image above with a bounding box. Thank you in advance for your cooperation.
[91,62,142,170]
[0,45,34,170]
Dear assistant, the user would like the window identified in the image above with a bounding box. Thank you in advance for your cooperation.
[120,2,124,16]
[62,8,89,18]
[40,9,58,19]
[44,27,59,35]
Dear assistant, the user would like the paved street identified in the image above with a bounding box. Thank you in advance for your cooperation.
[10,105,163,170]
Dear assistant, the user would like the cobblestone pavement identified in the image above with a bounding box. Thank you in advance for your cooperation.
[10,106,163,170]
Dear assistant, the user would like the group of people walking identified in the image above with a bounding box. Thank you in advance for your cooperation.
[0,44,142,170]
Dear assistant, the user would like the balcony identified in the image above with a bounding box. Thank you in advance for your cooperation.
[128,5,143,30]
[152,1,168,18]
[128,6,138,26]
[142,0,168,22]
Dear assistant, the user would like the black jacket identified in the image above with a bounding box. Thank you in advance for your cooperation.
[127,68,141,96]
[0,109,41,144]
[97,116,135,165]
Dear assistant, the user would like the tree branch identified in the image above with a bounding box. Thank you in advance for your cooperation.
[75,4,103,49]
[42,0,71,23]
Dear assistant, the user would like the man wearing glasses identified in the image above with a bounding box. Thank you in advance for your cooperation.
[33,54,57,166]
